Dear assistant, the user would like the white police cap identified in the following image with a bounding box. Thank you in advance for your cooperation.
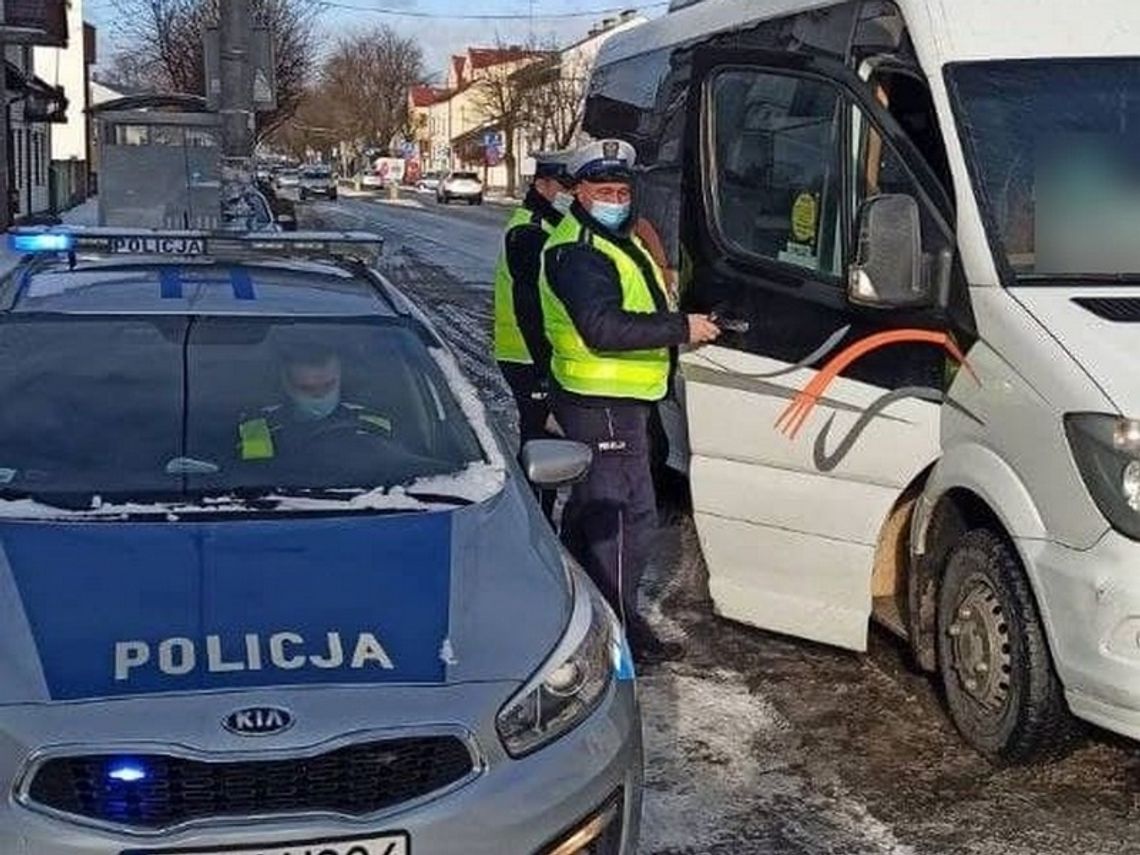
[567,139,637,181]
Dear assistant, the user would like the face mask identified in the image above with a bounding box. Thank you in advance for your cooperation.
[553,192,574,214]
[289,384,340,421]
[589,199,631,230]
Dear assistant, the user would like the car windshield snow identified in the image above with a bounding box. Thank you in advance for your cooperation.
[0,314,485,512]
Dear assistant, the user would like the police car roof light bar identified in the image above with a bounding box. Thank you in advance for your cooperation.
[8,227,384,266]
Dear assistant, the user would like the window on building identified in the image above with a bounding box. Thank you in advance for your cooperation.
[113,125,151,146]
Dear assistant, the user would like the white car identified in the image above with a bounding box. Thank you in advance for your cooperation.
[437,172,484,206]
[358,172,385,190]
[416,172,445,193]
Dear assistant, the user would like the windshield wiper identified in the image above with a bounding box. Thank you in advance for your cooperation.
[403,491,474,506]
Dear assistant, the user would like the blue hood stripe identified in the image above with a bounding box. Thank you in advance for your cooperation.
[3,513,453,701]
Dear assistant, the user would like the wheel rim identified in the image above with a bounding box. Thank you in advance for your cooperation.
[946,573,1013,715]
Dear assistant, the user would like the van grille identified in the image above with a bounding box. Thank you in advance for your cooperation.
[1073,297,1140,322]
[26,736,475,831]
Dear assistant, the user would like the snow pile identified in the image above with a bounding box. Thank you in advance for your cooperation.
[640,668,917,854]
[429,345,506,473]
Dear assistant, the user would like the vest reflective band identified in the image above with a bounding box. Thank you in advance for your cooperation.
[539,215,671,401]
[239,418,276,460]
[493,206,554,364]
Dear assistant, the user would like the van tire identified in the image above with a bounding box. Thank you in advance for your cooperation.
[937,529,1074,763]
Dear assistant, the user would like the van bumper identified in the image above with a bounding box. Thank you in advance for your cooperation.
[1025,530,1140,740]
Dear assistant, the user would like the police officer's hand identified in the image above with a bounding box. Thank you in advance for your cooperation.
[687,314,722,345]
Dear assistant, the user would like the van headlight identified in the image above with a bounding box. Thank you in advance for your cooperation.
[1065,414,1140,539]
[496,565,633,758]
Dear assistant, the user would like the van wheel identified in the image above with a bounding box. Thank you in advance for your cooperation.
[937,529,1073,763]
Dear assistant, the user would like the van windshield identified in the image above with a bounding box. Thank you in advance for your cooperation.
[950,58,1140,283]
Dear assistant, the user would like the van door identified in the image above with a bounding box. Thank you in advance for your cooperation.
[682,50,961,650]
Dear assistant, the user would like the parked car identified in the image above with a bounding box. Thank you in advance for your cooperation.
[256,178,298,231]
[357,171,385,190]
[416,172,445,193]
[298,165,337,201]
[273,168,301,191]
[437,172,484,205]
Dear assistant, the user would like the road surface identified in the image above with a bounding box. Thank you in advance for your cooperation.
[302,188,1139,855]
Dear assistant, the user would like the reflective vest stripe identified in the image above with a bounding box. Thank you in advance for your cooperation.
[539,214,671,401]
[358,414,392,433]
[494,206,553,365]
[239,418,275,460]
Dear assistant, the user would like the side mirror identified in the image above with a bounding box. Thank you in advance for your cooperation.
[847,194,942,310]
[276,213,297,232]
[521,440,593,489]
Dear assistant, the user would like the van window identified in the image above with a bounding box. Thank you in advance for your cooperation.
[708,70,844,277]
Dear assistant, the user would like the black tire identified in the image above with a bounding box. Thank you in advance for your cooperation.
[329,190,337,201]
[475,196,484,206]
[937,529,1074,763]
[438,195,448,205]
[467,197,477,206]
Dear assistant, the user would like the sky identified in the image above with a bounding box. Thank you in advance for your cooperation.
[83,0,667,82]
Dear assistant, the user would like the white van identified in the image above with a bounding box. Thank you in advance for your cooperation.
[587,0,1140,761]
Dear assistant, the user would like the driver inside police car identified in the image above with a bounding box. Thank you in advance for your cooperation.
[237,343,394,463]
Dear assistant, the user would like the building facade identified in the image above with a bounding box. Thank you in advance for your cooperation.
[1,0,70,225]
[34,0,95,209]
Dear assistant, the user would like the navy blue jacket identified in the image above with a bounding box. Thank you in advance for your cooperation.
[543,203,688,407]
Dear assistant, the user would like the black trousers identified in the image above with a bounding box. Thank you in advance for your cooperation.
[554,400,656,623]
[500,361,556,518]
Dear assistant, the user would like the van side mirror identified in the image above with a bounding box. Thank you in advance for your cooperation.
[521,440,593,489]
[847,194,940,309]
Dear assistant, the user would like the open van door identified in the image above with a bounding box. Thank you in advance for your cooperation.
[681,49,963,650]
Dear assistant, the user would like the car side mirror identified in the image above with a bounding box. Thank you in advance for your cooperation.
[521,440,593,489]
[276,213,297,231]
[847,194,945,310]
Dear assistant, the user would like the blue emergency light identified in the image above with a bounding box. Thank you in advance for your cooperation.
[107,762,148,783]
[8,233,75,253]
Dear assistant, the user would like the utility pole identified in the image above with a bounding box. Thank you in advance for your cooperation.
[218,0,254,230]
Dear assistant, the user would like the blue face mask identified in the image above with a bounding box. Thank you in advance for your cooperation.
[589,200,631,230]
[289,385,340,421]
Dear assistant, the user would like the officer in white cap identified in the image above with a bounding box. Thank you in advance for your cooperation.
[538,139,721,662]
[492,150,576,518]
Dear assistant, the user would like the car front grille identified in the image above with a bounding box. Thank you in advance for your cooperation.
[26,735,476,831]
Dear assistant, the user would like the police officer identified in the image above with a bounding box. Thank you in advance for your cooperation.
[238,344,393,469]
[493,151,574,516]
[539,140,721,660]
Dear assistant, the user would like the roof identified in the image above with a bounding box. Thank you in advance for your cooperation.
[597,0,1140,70]
[409,85,448,108]
[89,93,210,115]
[467,47,551,70]
[10,260,398,318]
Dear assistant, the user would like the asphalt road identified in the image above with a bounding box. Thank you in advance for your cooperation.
[302,189,1140,855]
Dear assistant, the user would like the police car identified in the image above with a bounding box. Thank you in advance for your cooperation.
[0,228,641,855]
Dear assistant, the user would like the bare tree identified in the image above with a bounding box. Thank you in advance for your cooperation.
[470,44,553,197]
[110,0,320,138]
[516,51,589,152]
[317,25,424,167]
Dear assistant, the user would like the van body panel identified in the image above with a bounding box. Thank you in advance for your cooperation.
[940,288,1113,549]
[1021,530,1140,740]
[682,344,939,650]
[1010,288,1140,417]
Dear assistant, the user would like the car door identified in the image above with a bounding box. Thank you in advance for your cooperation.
[681,50,962,650]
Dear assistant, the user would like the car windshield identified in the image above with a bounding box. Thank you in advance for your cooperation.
[452,173,480,181]
[302,167,330,178]
[0,315,485,512]
[950,58,1140,283]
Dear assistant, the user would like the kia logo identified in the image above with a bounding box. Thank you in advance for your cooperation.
[223,706,294,736]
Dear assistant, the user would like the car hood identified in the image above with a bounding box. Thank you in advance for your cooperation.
[0,482,569,706]
[1013,287,1140,414]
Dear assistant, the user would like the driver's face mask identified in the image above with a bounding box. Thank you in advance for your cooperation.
[285,362,342,421]
[289,384,341,421]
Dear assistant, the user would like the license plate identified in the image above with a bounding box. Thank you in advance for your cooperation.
[110,236,206,256]
[137,832,409,855]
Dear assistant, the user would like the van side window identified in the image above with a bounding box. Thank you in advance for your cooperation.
[708,70,844,278]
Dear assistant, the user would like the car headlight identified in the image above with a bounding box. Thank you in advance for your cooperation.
[1065,413,1140,540]
[496,564,634,758]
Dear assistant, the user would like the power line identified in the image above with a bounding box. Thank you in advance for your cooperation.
[314,1,667,20]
